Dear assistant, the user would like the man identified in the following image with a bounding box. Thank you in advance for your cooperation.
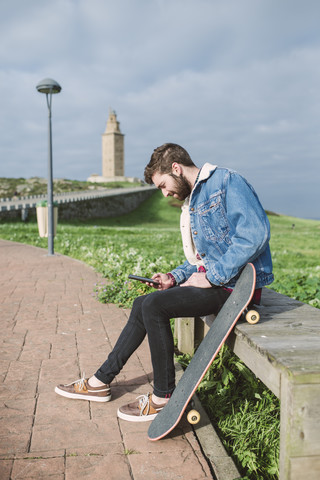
[55,143,273,421]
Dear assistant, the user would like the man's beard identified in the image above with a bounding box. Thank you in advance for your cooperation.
[170,173,192,201]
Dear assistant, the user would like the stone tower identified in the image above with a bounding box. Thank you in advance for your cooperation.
[102,109,124,178]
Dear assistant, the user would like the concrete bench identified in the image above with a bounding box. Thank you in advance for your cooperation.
[175,288,320,480]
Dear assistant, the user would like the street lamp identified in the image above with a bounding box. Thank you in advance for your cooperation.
[36,78,62,256]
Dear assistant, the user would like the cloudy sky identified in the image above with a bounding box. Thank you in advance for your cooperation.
[1,0,319,219]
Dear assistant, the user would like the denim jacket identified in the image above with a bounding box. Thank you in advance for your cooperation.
[170,164,274,289]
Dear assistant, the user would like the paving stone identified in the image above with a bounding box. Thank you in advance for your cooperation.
[56,323,81,335]
[87,401,118,420]
[0,414,33,437]
[0,362,10,383]
[76,332,111,351]
[11,456,64,479]
[0,336,26,362]
[35,391,90,425]
[75,363,102,379]
[50,341,78,360]
[128,450,212,479]
[75,320,106,335]
[4,361,41,384]
[0,333,26,348]
[122,429,192,454]
[65,453,132,480]
[0,346,22,362]
[24,331,55,345]
[78,351,110,366]
[13,450,65,460]
[0,381,37,402]
[65,443,124,456]
[31,418,122,451]
[0,433,30,455]
[19,343,52,362]
[0,460,13,480]
[38,358,79,393]
[1,379,38,398]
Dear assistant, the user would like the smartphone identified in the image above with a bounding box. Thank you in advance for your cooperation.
[128,274,159,286]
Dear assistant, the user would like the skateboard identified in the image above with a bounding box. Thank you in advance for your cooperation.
[148,263,259,441]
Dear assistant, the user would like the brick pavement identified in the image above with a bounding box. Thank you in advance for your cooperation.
[0,239,215,480]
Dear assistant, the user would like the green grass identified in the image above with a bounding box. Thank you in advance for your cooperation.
[269,215,320,307]
[0,190,319,479]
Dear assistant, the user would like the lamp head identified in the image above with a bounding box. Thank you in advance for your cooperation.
[36,78,61,94]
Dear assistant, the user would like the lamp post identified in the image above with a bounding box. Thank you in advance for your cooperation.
[36,78,61,256]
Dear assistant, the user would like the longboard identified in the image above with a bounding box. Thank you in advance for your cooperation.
[148,263,257,441]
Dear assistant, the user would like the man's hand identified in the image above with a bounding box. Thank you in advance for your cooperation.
[180,272,212,288]
[147,273,173,291]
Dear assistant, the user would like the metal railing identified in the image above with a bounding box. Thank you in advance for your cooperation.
[0,186,155,212]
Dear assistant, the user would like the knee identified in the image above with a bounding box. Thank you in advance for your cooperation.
[131,294,147,312]
[141,292,165,322]
[141,291,158,308]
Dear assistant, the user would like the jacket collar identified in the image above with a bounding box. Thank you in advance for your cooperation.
[197,163,218,183]
[183,163,218,208]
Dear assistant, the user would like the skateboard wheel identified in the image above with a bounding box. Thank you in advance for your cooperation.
[187,409,200,425]
[245,310,260,324]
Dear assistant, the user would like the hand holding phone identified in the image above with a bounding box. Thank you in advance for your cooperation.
[128,274,160,287]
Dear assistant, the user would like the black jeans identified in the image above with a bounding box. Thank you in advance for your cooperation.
[95,285,230,398]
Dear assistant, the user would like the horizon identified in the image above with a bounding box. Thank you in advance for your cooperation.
[0,175,319,222]
[0,0,319,219]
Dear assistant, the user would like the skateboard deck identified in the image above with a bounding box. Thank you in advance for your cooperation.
[148,263,256,441]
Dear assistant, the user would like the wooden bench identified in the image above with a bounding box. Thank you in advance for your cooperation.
[175,288,320,480]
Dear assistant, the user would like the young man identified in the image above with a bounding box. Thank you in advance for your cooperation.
[55,143,273,421]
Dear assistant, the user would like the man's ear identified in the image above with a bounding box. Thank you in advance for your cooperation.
[171,162,182,176]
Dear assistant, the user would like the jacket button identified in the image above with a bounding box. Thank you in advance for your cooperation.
[193,231,198,235]
[201,253,205,257]
[190,207,194,211]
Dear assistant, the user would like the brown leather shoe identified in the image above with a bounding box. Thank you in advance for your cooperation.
[55,376,111,402]
[117,393,166,422]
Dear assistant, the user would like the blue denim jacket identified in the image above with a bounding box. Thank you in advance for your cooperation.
[170,165,274,289]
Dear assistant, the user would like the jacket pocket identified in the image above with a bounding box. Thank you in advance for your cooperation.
[198,192,230,244]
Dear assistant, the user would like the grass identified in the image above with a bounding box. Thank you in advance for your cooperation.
[268,215,320,307]
[0,190,319,479]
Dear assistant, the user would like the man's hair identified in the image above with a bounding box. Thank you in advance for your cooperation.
[144,143,195,184]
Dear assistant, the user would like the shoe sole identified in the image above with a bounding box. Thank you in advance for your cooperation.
[55,386,111,402]
[117,408,158,422]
